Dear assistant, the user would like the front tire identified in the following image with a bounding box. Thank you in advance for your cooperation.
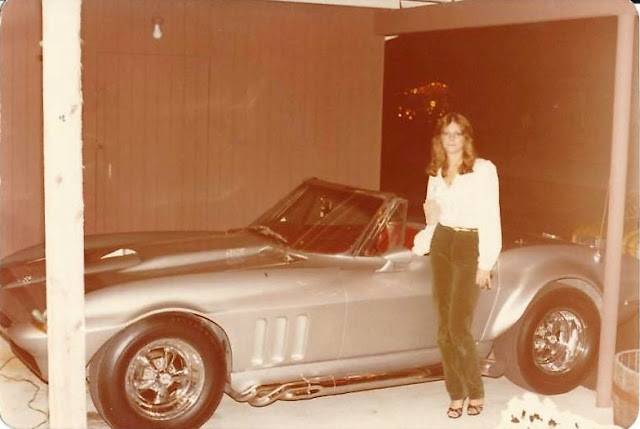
[494,287,600,394]
[89,313,226,429]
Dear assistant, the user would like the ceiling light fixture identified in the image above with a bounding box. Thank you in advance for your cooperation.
[152,17,164,40]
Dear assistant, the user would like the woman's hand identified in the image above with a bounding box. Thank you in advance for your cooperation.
[423,200,441,225]
[476,269,492,290]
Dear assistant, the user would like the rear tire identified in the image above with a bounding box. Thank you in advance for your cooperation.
[494,287,600,394]
[88,313,226,429]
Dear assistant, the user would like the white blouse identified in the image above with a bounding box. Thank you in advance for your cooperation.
[413,158,502,271]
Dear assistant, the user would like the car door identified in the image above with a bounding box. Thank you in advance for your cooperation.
[338,253,437,358]
[339,252,496,362]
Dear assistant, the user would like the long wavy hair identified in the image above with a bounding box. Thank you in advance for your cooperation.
[426,112,477,177]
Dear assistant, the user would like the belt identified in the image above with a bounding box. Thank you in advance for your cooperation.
[440,224,478,232]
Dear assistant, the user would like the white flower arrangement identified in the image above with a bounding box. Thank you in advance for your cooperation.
[496,392,622,429]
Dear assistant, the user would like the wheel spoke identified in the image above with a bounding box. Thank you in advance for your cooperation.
[533,309,588,374]
[173,367,189,376]
[171,373,191,387]
[534,337,544,350]
[134,378,157,391]
[141,367,156,380]
[153,385,169,405]
[124,337,208,421]
[166,349,179,373]
[135,355,153,370]
[164,347,173,370]
[152,356,166,371]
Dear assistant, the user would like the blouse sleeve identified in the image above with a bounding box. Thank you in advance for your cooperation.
[411,175,438,255]
[425,174,436,203]
[477,161,502,270]
[424,172,440,222]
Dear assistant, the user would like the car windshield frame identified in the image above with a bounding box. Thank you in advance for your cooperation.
[251,180,390,256]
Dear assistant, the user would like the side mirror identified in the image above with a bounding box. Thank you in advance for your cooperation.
[375,249,413,273]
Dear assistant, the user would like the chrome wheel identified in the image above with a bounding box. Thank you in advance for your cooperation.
[125,338,205,421]
[532,309,589,375]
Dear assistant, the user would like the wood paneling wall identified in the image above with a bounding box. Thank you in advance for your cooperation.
[0,0,384,257]
[0,0,44,258]
[83,0,384,235]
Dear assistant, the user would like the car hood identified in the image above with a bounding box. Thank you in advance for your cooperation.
[0,229,293,293]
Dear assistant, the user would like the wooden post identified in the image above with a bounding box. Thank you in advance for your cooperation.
[42,0,87,427]
[595,12,635,407]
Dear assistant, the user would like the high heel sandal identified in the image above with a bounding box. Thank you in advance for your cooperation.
[466,401,484,416]
[446,399,465,419]
[447,406,464,419]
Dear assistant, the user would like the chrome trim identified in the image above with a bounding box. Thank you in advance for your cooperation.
[124,338,205,421]
[228,359,501,407]
[228,366,443,407]
[532,309,589,375]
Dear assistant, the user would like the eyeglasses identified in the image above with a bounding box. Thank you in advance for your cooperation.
[441,131,464,138]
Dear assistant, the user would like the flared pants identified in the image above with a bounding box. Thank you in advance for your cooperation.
[430,224,484,400]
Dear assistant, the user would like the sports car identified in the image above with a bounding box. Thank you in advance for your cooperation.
[0,178,637,429]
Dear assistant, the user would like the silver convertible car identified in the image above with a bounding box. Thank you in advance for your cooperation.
[0,178,637,429]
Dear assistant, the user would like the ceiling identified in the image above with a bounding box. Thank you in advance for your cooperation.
[266,0,459,9]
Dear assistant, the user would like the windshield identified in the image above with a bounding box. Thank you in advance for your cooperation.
[252,183,384,254]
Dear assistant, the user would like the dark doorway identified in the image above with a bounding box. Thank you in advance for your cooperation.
[381,17,637,242]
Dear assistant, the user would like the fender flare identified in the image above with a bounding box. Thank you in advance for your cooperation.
[87,309,233,381]
[484,262,602,341]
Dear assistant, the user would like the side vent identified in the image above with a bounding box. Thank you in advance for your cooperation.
[251,318,267,366]
[271,317,288,363]
[291,314,309,361]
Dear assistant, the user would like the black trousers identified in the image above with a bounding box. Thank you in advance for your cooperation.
[430,223,484,400]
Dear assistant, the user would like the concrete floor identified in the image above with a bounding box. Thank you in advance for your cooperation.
[0,337,627,429]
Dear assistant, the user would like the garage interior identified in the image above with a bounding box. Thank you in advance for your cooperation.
[2,0,638,250]
[1,0,386,259]
[0,0,637,427]
[2,0,637,259]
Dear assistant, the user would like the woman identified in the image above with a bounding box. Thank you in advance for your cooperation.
[419,112,501,418]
